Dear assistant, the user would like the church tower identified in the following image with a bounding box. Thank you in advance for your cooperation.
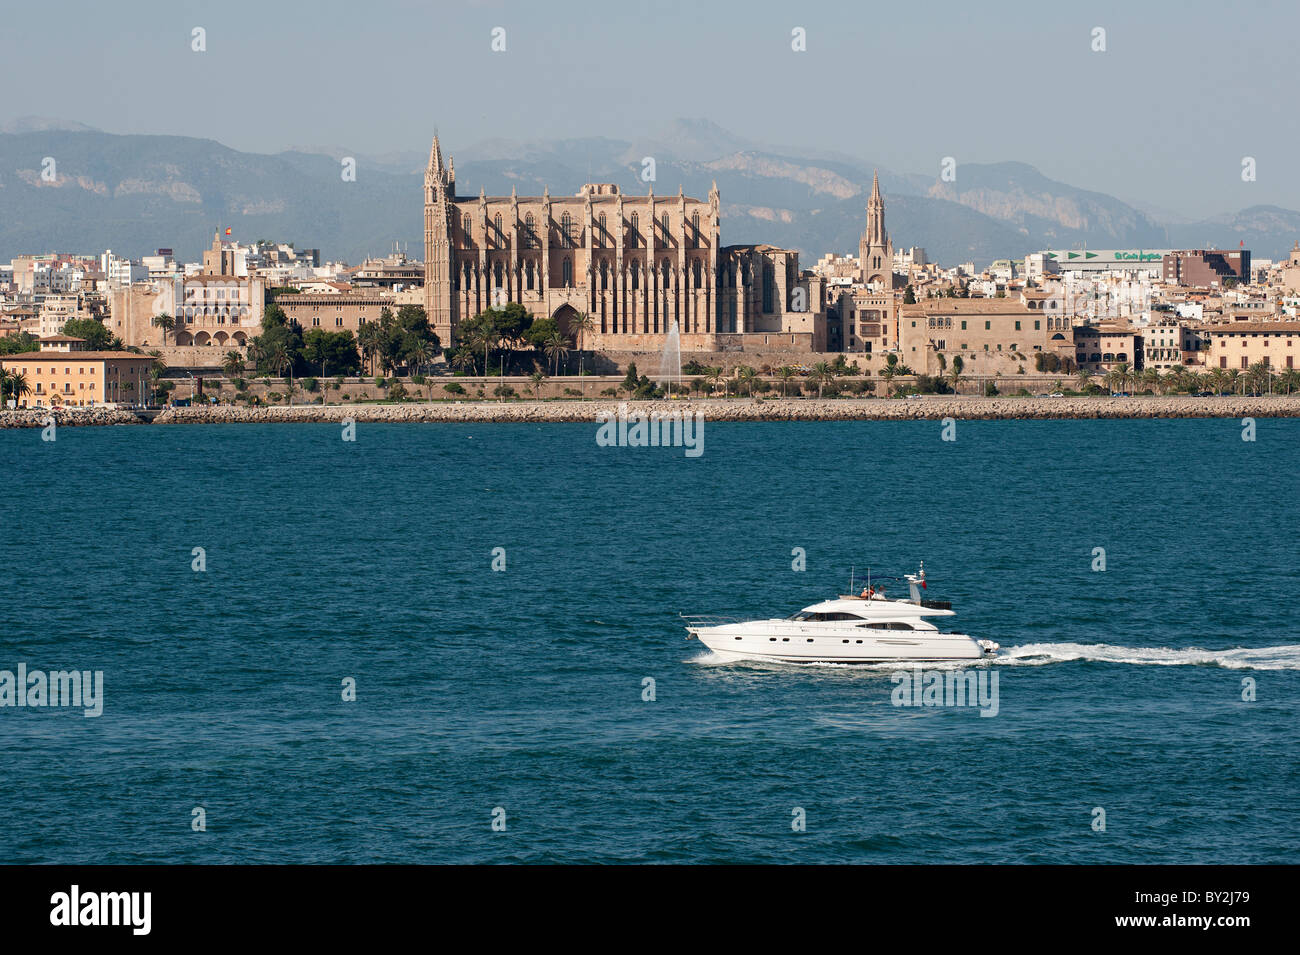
[424,134,456,346]
[858,171,894,289]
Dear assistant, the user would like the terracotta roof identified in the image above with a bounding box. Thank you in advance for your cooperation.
[905,299,1034,313]
[0,351,155,361]
[1204,322,1300,334]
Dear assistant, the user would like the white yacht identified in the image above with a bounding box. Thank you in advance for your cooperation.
[683,565,998,664]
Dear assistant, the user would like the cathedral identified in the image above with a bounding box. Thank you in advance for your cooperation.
[422,135,824,352]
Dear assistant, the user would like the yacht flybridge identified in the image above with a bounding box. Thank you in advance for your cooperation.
[683,564,998,664]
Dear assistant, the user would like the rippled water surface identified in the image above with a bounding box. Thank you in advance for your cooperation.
[2,417,1297,863]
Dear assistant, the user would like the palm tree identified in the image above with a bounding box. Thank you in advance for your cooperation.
[1141,367,1162,395]
[948,355,965,394]
[1276,368,1300,395]
[1,370,30,410]
[811,361,833,398]
[1245,361,1271,395]
[1112,361,1133,393]
[1225,368,1241,395]
[406,340,433,378]
[152,313,175,346]
[470,326,500,378]
[1206,368,1228,396]
[776,366,797,397]
[880,354,902,396]
[263,341,293,405]
[543,333,569,377]
[736,365,757,397]
[568,311,595,380]
[705,367,723,397]
[1075,369,1094,393]
[451,349,476,375]
[357,323,381,376]
[222,351,246,376]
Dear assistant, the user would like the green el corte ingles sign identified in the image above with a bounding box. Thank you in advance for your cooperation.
[1045,250,1163,262]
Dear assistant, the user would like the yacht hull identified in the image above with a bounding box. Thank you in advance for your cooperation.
[692,624,989,664]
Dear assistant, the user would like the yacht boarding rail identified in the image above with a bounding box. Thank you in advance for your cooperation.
[679,613,745,628]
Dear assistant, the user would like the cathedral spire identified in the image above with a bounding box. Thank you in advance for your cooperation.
[428,134,445,174]
[858,169,893,287]
[865,169,886,246]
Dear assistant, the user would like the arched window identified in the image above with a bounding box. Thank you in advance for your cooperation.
[600,260,609,290]
[561,212,574,248]
[693,260,702,288]
[526,261,535,291]
[524,213,537,248]
[629,213,639,248]
[660,213,670,244]
[494,213,503,246]
[692,211,701,248]
[562,257,573,287]
[463,214,472,244]
[631,260,640,291]
[661,260,671,288]
[598,213,607,248]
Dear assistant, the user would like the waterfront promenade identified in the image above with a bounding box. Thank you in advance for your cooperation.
[3,395,1297,428]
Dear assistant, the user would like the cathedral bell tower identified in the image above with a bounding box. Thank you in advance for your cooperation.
[424,134,456,346]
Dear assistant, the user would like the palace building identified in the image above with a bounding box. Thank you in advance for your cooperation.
[422,135,826,352]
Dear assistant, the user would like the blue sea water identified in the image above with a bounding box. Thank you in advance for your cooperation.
[1,416,1297,864]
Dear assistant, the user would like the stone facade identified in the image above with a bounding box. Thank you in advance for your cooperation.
[1203,321,1300,371]
[109,233,264,350]
[422,136,824,352]
[1,349,156,408]
[898,296,1074,375]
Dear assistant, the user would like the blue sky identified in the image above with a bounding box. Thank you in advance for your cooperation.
[2,0,1295,218]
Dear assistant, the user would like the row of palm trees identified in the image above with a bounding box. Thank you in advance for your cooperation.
[453,311,597,378]
[671,360,910,398]
[1084,362,1300,396]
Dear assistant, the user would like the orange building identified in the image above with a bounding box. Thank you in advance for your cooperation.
[1,347,156,408]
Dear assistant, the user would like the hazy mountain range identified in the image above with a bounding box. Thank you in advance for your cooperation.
[2,117,1297,269]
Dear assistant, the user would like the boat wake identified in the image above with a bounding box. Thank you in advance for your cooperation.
[996,642,1300,671]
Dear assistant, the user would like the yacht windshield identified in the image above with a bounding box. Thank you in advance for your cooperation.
[786,611,865,622]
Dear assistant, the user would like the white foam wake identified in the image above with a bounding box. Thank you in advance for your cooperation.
[996,642,1300,671]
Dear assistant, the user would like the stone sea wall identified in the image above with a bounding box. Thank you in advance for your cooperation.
[149,395,1300,425]
[4,396,1296,429]
[0,407,143,429]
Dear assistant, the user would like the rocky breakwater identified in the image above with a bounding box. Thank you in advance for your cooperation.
[151,394,1300,425]
[0,407,143,429]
